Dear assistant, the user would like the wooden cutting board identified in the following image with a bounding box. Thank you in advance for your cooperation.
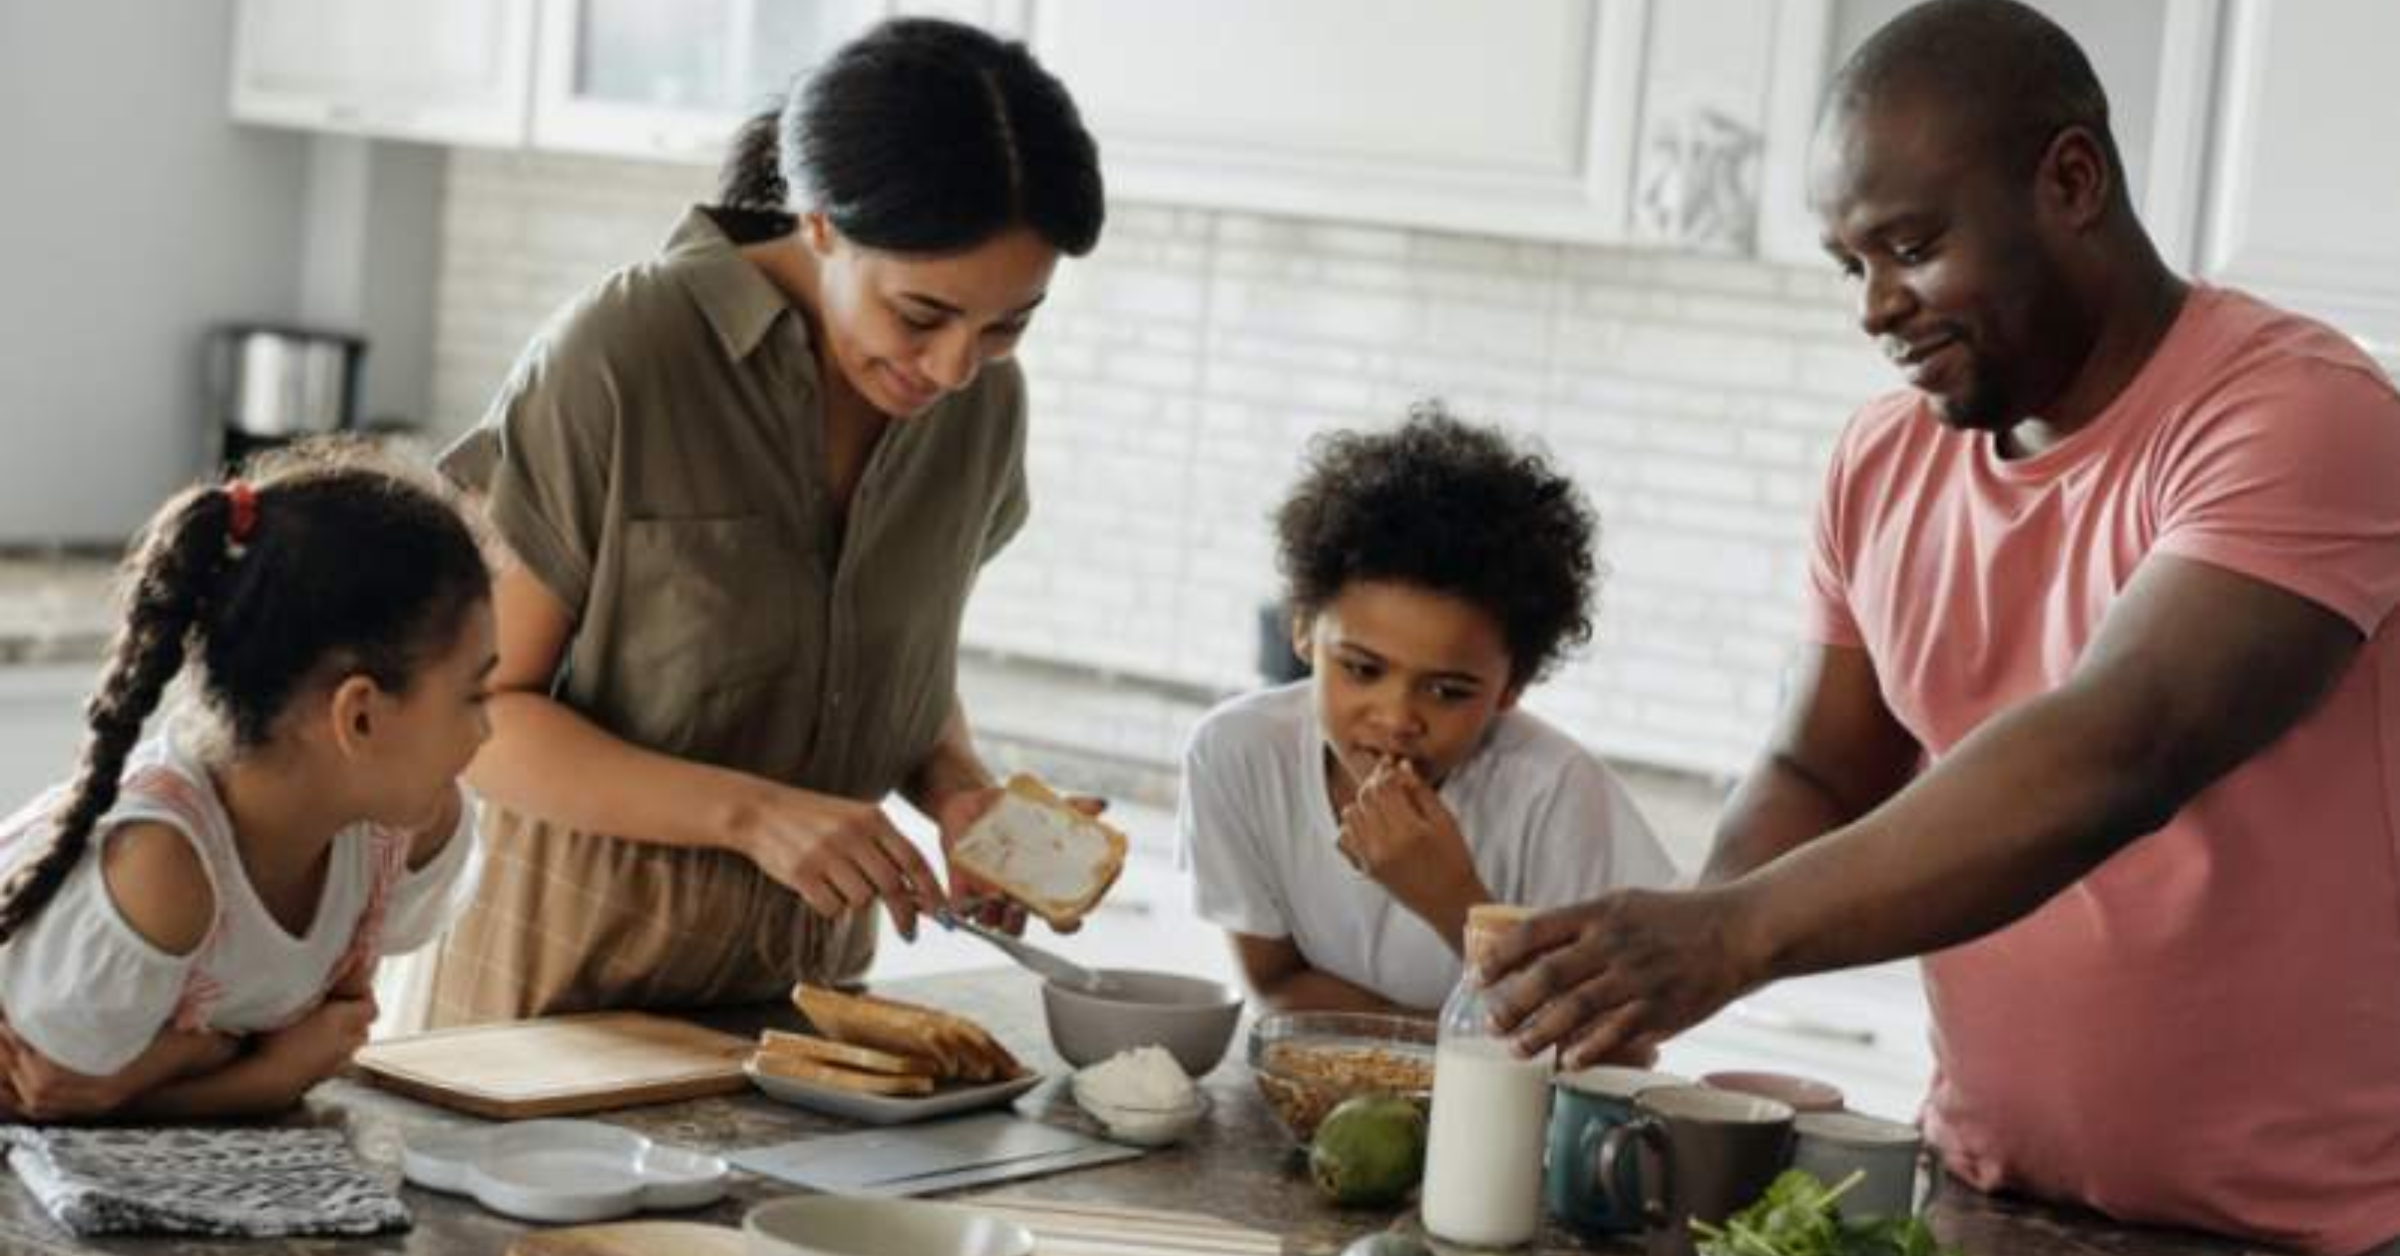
[974,1197,1282,1254]
[354,1012,752,1119]
[507,1221,744,1256]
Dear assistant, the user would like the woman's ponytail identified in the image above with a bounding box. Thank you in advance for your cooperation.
[717,98,790,211]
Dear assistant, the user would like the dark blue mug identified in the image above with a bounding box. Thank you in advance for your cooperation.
[1545,1066,1686,1234]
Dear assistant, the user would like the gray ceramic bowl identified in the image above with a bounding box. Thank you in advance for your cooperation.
[1040,969,1244,1077]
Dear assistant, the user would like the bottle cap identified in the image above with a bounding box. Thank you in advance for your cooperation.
[1464,903,1534,969]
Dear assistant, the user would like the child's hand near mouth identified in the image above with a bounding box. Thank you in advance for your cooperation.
[1337,758,1494,952]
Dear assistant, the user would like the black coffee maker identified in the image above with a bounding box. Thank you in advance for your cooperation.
[204,324,368,474]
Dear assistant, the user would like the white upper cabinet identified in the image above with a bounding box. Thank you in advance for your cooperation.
[1754,0,2223,272]
[1005,0,1650,247]
[2197,0,2400,361]
[1626,0,1818,255]
[530,0,877,163]
[229,0,539,148]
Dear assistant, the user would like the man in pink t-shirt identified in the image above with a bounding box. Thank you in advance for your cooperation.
[1481,2,2400,1253]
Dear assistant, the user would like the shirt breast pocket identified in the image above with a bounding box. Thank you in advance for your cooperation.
[618,513,796,690]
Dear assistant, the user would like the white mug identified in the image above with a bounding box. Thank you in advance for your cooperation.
[1791,1110,1923,1220]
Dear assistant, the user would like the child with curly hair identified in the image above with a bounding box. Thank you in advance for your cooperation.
[1178,404,1677,1014]
[0,442,492,1121]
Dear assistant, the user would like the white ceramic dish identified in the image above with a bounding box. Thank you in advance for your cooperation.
[1071,1082,1210,1147]
[744,1195,1034,1256]
[401,1118,729,1223]
[744,1058,1044,1126]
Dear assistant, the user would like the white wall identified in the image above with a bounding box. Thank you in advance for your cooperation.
[0,0,445,545]
[428,151,1887,778]
[357,143,447,429]
[0,0,307,541]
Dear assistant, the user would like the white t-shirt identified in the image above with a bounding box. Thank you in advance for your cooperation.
[0,729,481,1075]
[1176,682,1679,1010]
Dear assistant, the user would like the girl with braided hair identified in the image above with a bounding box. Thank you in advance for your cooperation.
[0,440,493,1121]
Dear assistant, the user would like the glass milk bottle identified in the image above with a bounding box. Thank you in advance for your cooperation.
[1422,903,1554,1248]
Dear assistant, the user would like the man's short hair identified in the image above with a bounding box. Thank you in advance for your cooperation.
[1828,0,2121,184]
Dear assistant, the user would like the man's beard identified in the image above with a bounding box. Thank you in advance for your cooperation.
[1927,360,2014,433]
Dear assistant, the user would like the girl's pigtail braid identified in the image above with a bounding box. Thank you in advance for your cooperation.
[0,488,239,945]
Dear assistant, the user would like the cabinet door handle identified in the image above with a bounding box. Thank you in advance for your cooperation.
[1729,1004,1877,1046]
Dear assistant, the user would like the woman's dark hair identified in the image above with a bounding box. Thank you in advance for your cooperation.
[740,17,1102,256]
[717,102,790,213]
[0,439,490,945]
[1275,403,1602,687]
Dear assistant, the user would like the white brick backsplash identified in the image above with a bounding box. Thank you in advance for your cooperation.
[1798,342,1901,402]
[1779,264,1852,304]
[1625,250,1792,297]
[430,149,1884,776]
[1636,455,1759,502]
[1619,322,1798,390]
[1735,426,1811,465]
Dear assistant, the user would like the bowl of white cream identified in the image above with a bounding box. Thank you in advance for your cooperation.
[1071,1045,1209,1146]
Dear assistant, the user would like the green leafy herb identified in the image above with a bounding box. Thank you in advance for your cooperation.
[1692,1169,1961,1256]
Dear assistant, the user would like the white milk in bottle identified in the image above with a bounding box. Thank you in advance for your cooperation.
[1421,904,1553,1248]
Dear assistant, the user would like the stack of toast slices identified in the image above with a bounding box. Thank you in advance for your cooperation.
[752,984,1027,1096]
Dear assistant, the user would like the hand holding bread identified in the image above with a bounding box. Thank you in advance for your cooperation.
[941,775,1128,933]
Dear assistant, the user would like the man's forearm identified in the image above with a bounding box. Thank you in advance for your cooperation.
[1736,688,2179,980]
[466,691,769,853]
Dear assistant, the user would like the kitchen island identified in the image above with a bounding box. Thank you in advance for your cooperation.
[0,968,2297,1256]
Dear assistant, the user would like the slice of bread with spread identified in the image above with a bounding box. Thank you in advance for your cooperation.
[948,774,1129,931]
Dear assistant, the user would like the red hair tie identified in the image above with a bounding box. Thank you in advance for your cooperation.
[225,480,259,547]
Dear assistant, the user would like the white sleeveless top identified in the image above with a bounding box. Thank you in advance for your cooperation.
[0,729,478,1075]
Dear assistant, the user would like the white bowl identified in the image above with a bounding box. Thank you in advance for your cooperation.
[1072,1084,1211,1147]
[743,1196,1035,1256]
[401,1119,728,1224]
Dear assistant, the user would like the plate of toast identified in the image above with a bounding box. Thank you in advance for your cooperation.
[748,985,1043,1125]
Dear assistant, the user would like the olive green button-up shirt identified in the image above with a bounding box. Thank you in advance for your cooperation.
[427,206,1029,1024]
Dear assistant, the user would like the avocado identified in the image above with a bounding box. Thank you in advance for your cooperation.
[1309,1092,1428,1208]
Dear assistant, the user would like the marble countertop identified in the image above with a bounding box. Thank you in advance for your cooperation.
[0,969,2296,1256]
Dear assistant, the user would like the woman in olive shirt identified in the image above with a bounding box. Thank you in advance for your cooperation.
[426,18,1106,1025]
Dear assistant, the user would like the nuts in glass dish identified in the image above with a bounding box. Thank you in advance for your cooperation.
[1248,1012,1436,1142]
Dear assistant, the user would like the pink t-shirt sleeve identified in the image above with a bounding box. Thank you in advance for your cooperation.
[2151,356,2400,637]
[1804,415,1868,648]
